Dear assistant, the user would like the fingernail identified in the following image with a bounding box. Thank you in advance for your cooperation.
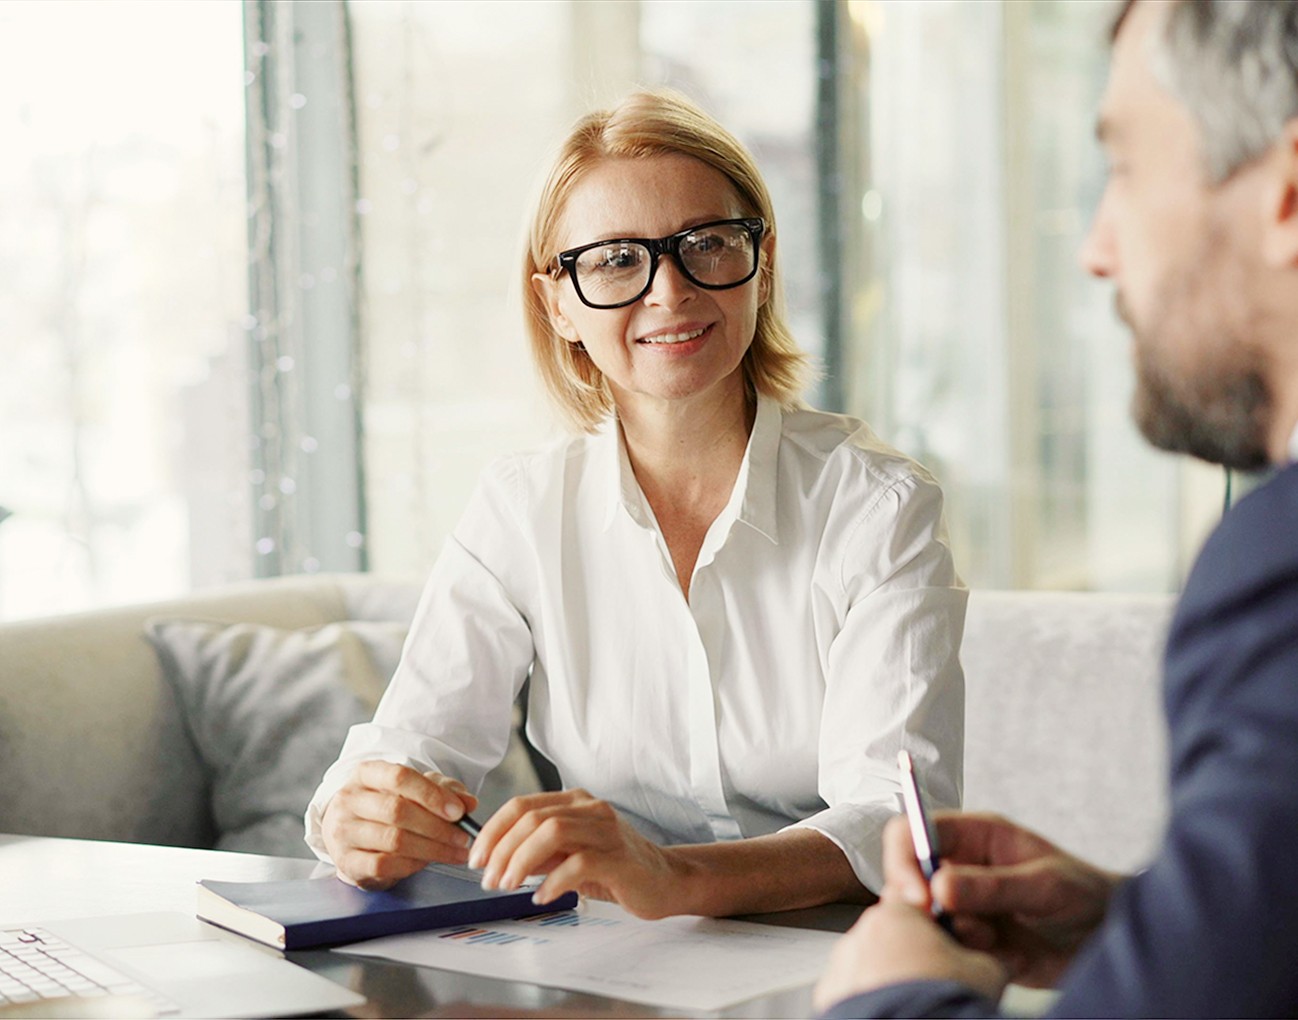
[480,870,497,891]
[446,802,464,821]
[531,891,547,906]
[902,883,927,907]
[467,849,483,869]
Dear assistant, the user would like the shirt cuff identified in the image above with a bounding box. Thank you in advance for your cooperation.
[817,980,1000,1019]
[302,747,429,864]
[784,801,899,893]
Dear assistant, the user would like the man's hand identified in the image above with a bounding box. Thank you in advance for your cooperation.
[321,761,478,890]
[814,900,1008,1012]
[468,789,683,918]
[883,812,1123,988]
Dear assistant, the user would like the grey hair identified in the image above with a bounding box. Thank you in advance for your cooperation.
[1127,0,1298,183]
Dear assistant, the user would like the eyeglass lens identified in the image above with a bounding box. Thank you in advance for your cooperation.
[572,221,757,308]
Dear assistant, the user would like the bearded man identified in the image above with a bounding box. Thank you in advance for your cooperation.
[815,1,1298,1016]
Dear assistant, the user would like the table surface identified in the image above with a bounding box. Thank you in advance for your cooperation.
[0,834,862,1018]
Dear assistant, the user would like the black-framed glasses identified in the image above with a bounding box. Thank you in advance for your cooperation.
[551,217,765,310]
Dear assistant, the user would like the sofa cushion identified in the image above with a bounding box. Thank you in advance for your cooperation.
[962,590,1173,873]
[145,617,406,858]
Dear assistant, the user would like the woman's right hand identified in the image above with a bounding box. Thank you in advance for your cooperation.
[321,761,479,890]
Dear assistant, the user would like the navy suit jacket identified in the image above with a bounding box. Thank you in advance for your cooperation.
[824,461,1298,1019]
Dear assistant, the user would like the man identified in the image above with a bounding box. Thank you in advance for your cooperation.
[814,0,1298,1016]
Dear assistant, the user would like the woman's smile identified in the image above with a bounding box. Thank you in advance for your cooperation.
[634,323,712,349]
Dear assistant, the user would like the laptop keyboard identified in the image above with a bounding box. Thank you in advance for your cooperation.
[0,927,177,1013]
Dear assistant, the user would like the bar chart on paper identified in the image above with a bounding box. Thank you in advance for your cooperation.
[335,900,839,1011]
[434,909,618,947]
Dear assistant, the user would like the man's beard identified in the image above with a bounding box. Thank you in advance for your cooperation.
[1120,237,1273,472]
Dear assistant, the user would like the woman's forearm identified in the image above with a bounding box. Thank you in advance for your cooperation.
[663,827,875,917]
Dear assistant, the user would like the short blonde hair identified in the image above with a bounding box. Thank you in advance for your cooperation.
[523,88,813,433]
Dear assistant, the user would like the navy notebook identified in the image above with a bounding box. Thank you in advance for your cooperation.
[196,864,578,950]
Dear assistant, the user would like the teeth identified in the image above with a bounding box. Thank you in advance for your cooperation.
[641,327,706,345]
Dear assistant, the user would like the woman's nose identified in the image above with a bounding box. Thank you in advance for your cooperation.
[642,254,697,307]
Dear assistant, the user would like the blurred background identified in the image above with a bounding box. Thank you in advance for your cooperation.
[0,0,1232,621]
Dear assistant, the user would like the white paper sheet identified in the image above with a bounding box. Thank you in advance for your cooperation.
[333,899,839,1011]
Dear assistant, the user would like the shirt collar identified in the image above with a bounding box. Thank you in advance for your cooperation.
[736,394,781,544]
[596,394,783,544]
[597,416,643,532]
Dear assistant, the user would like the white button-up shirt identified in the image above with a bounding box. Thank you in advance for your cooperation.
[307,396,965,891]
[1289,421,1298,463]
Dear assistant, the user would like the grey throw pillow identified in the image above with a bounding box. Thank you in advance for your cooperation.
[144,617,406,858]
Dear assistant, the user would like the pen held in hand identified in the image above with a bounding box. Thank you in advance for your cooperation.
[897,749,955,935]
[456,813,483,840]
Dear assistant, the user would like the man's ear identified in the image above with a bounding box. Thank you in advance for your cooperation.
[1261,119,1298,269]
[530,272,581,343]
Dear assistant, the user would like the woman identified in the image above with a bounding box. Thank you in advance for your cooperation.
[307,89,964,920]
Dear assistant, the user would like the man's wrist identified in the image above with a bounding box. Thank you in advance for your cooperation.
[817,979,1000,1020]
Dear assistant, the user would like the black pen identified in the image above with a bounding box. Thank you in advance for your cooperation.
[455,813,482,840]
[897,750,955,934]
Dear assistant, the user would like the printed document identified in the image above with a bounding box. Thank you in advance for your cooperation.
[334,898,839,1011]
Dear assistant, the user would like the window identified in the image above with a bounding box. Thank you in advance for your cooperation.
[0,1,250,619]
[4,0,1229,622]
[838,0,1224,590]
[350,0,1223,592]
[346,0,819,574]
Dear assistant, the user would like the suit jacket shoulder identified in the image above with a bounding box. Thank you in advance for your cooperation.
[1175,462,1298,626]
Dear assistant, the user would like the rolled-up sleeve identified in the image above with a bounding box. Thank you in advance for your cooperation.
[305,465,536,862]
[791,472,966,892]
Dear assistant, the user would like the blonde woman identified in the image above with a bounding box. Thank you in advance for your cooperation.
[309,89,965,920]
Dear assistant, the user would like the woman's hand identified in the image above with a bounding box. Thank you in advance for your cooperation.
[321,761,478,890]
[469,789,683,919]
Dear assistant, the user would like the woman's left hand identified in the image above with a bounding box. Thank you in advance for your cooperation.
[468,789,683,919]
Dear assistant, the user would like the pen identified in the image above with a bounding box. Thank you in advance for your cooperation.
[455,813,482,840]
[897,749,955,934]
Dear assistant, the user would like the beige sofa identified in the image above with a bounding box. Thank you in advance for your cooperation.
[0,575,1172,873]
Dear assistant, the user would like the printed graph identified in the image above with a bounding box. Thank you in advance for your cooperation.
[340,899,838,1011]
[524,911,619,929]
[437,925,550,947]
[435,910,619,948]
